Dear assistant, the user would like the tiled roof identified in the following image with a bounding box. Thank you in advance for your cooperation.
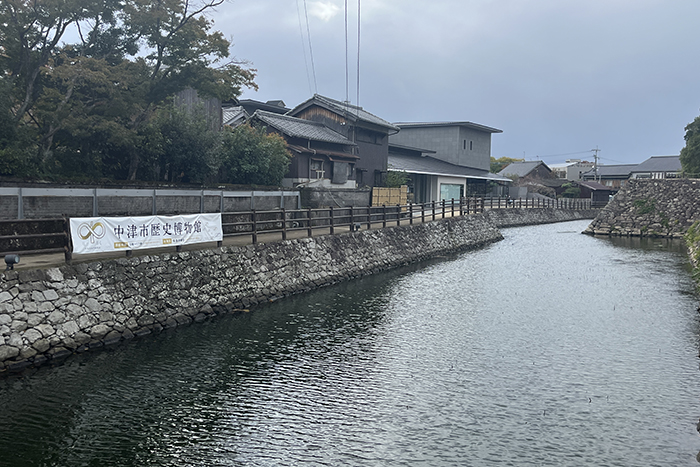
[582,164,637,178]
[498,161,550,178]
[394,121,503,134]
[222,106,248,127]
[253,110,355,145]
[290,94,400,132]
[389,153,511,182]
[631,155,681,173]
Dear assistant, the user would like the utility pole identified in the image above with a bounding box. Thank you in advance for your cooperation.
[591,146,601,182]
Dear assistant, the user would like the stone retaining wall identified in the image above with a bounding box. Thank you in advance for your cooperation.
[583,179,700,238]
[0,208,594,372]
[484,208,598,228]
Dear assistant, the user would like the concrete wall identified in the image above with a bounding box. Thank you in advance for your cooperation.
[583,179,700,238]
[0,188,301,220]
[300,187,371,208]
[390,125,491,171]
[0,208,596,371]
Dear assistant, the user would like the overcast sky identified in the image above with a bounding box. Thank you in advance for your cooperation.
[212,0,700,165]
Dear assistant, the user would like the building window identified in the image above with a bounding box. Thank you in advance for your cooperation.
[470,141,473,151]
[463,140,466,150]
[310,160,325,179]
[440,183,464,200]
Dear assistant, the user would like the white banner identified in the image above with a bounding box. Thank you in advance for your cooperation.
[70,213,223,255]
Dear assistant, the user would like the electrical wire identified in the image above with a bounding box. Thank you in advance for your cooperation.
[296,0,313,95]
[356,0,361,110]
[344,0,349,105]
[303,0,318,94]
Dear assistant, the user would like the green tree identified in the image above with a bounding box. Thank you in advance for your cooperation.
[490,156,523,173]
[386,170,409,188]
[561,182,581,198]
[0,0,257,181]
[680,116,700,176]
[219,125,292,186]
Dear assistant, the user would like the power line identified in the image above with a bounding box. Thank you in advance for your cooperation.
[344,0,349,105]
[356,0,361,109]
[302,0,317,94]
[295,0,313,95]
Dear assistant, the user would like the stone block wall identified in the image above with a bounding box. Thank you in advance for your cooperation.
[0,214,503,371]
[583,179,700,237]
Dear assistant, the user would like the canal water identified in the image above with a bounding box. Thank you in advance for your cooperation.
[1,219,699,466]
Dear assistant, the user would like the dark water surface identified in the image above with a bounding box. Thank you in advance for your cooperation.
[1,219,699,466]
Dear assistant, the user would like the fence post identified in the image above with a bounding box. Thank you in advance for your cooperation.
[330,206,335,235]
[200,189,204,213]
[64,218,73,263]
[396,204,401,226]
[220,190,225,212]
[409,203,414,224]
[421,202,426,224]
[382,205,387,228]
[251,210,257,244]
[307,208,313,237]
[152,189,157,215]
[432,201,436,221]
[281,208,287,240]
[366,206,371,230]
[93,188,99,217]
[350,205,355,230]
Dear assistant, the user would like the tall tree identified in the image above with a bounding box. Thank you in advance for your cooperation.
[0,0,256,181]
[680,116,700,177]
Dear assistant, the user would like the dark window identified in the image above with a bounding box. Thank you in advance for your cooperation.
[470,140,473,151]
[463,140,466,150]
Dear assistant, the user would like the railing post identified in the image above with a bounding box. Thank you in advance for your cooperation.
[64,218,72,263]
[350,206,354,230]
[382,205,387,228]
[329,206,335,235]
[307,208,313,237]
[441,199,446,218]
[432,201,436,221]
[396,204,401,226]
[281,208,287,240]
[251,210,257,244]
[451,198,455,217]
[421,202,426,224]
[409,203,414,224]
[366,206,371,230]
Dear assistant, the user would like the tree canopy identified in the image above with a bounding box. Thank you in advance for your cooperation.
[680,116,700,176]
[490,156,523,174]
[0,0,257,182]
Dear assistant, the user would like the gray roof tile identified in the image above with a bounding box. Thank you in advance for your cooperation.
[290,94,400,132]
[253,110,355,145]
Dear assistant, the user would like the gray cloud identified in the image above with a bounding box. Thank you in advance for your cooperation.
[215,0,700,164]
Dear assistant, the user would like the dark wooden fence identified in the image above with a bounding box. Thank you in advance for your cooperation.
[0,218,70,260]
[0,196,594,259]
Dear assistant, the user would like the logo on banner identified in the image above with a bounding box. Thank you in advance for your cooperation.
[78,221,106,243]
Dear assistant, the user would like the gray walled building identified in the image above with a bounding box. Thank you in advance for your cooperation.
[389,121,502,172]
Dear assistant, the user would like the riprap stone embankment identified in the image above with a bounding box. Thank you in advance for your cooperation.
[0,208,597,371]
[584,179,700,238]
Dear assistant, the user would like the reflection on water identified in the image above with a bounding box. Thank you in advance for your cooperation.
[0,219,699,466]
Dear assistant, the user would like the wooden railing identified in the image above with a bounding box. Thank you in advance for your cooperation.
[0,218,71,260]
[0,196,594,257]
[221,196,593,244]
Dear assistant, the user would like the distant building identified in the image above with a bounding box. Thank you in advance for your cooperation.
[289,94,399,187]
[630,155,681,180]
[498,161,553,181]
[389,120,504,196]
[388,143,510,203]
[581,164,636,191]
[249,110,358,188]
[549,159,595,180]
